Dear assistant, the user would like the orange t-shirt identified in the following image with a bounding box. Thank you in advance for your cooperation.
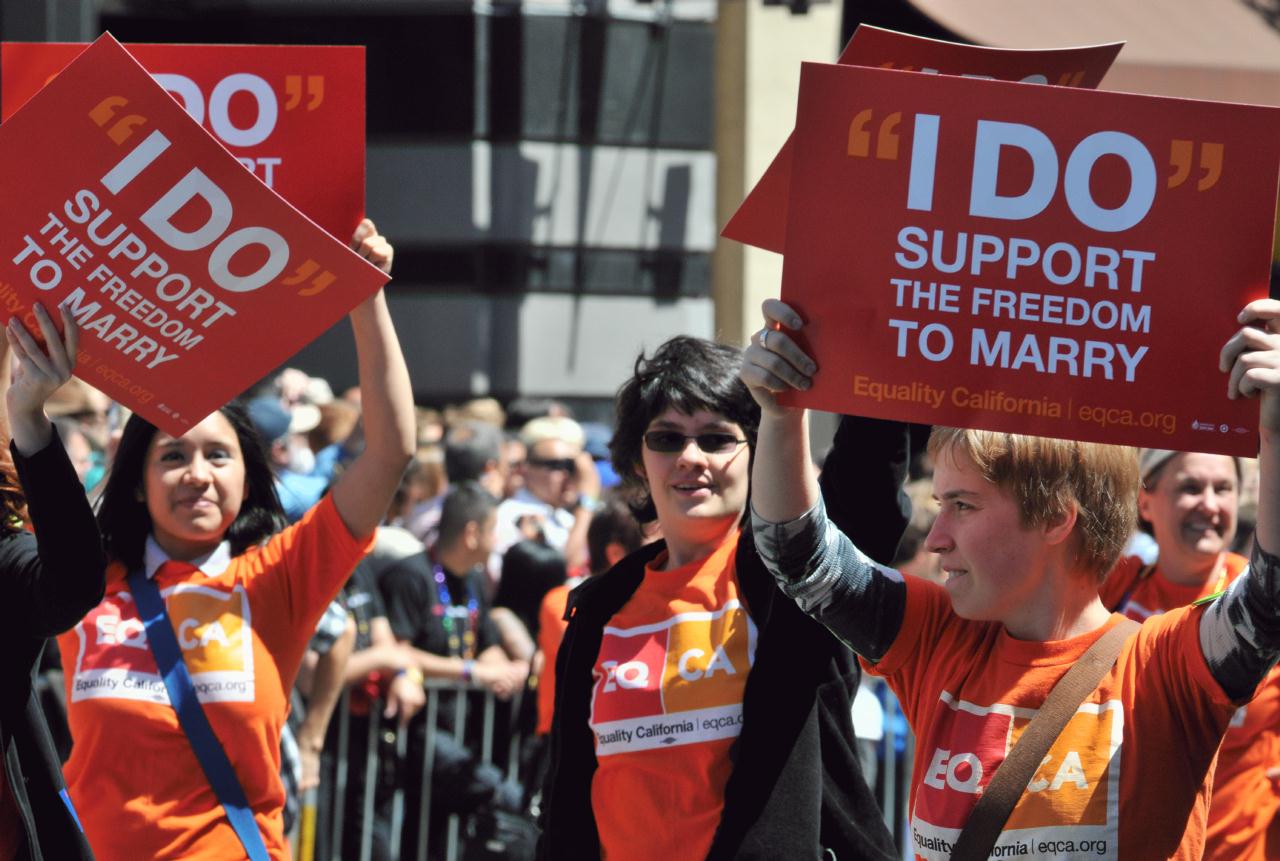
[1100,553,1247,623]
[57,495,373,861]
[589,531,754,861]
[867,575,1237,861]
[1102,553,1280,861]
[537,582,572,736]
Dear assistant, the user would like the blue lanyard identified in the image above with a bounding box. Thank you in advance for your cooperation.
[127,569,270,861]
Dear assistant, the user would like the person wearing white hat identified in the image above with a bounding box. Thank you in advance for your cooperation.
[1101,448,1277,860]
[1104,449,1243,622]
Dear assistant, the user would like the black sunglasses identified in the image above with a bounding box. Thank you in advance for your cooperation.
[643,431,749,454]
[528,457,577,472]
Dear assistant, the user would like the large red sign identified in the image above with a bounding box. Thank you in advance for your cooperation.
[1,41,363,240]
[722,25,1123,254]
[780,62,1280,455]
[0,34,388,437]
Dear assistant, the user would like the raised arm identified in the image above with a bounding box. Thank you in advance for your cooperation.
[3,303,107,635]
[1201,299,1280,699]
[740,299,906,660]
[6,303,77,455]
[330,219,416,540]
[740,300,821,524]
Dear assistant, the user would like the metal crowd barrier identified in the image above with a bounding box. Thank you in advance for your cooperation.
[292,677,914,861]
[862,677,916,856]
[295,679,525,861]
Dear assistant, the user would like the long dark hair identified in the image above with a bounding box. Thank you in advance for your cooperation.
[610,336,760,524]
[96,402,286,570]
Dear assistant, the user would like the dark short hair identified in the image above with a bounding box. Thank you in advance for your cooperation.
[436,481,498,549]
[444,420,503,484]
[586,492,646,574]
[495,539,568,637]
[96,402,286,571]
[610,336,759,523]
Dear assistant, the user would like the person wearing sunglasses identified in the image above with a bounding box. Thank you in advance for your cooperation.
[537,333,907,860]
[493,415,600,574]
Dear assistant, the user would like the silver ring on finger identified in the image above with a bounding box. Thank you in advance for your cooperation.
[759,328,770,350]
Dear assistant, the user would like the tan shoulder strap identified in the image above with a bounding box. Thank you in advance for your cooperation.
[950,618,1140,860]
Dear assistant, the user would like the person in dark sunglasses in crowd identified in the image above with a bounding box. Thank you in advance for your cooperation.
[493,415,600,574]
[537,334,907,860]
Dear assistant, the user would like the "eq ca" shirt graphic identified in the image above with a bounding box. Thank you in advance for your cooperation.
[589,600,757,756]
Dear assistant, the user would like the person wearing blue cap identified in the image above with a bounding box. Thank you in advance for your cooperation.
[247,394,331,524]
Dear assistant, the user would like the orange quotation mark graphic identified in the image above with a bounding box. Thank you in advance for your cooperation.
[848,109,902,160]
[284,75,325,111]
[283,260,336,296]
[89,96,147,144]
[1168,140,1224,191]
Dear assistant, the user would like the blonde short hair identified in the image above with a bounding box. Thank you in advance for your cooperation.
[928,428,1139,581]
[520,415,585,451]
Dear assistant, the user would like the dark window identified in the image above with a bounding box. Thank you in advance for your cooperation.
[390,243,709,298]
[99,10,475,136]
[507,15,712,148]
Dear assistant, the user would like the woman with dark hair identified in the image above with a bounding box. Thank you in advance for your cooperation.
[0,304,105,861]
[96,400,288,569]
[51,219,416,861]
[538,331,909,860]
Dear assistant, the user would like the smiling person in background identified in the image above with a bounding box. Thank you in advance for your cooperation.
[1102,449,1280,860]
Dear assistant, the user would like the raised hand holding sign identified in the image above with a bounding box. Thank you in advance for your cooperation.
[777,62,1280,456]
[0,34,386,436]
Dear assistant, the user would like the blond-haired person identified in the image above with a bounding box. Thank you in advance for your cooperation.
[740,298,1280,859]
[493,415,599,573]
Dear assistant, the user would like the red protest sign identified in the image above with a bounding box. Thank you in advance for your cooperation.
[780,62,1280,456]
[722,26,1123,254]
[1,41,363,240]
[0,33,388,437]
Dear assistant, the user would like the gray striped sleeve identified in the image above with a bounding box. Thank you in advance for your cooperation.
[1200,541,1280,702]
[752,496,907,662]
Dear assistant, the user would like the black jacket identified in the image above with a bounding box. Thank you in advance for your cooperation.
[539,416,911,860]
[1,433,106,861]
